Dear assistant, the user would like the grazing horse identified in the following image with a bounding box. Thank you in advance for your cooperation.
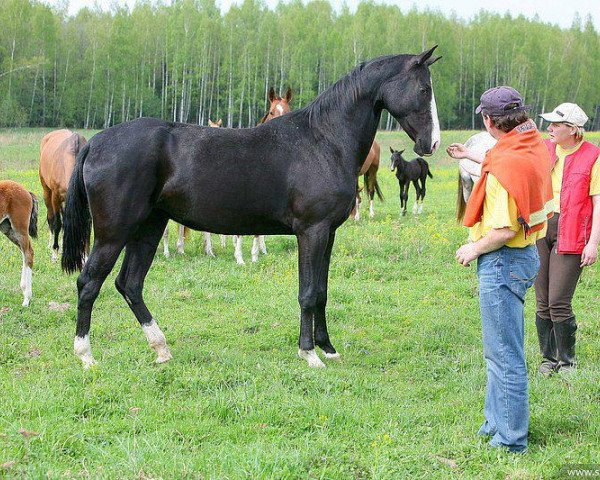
[231,87,294,264]
[162,119,224,258]
[454,131,497,221]
[389,147,433,216]
[39,129,87,261]
[62,47,441,369]
[0,180,38,306]
[351,141,383,220]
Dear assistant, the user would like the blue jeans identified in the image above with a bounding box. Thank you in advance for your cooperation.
[477,245,540,453]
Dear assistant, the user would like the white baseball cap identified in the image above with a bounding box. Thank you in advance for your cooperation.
[539,103,588,127]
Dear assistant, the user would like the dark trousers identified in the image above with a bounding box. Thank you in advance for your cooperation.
[535,215,583,323]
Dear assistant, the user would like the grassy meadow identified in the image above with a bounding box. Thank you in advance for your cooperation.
[0,127,599,479]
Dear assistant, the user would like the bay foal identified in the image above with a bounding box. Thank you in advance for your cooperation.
[0,180,38,306]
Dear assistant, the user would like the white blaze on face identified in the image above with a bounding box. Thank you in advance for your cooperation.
[276,104,284,115]
[429,80,441,153]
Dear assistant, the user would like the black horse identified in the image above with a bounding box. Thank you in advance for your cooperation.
[390,147,433,216]
[62,46,441,368]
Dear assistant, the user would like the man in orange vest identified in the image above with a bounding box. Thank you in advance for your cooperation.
[449,86,554,452]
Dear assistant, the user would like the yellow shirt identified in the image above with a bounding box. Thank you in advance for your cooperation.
[469,174,547,247]
[552,142,600,213]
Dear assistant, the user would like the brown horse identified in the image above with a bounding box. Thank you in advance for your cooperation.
[231,88,293,264]
[351,141,383,220]
[0,180,38,306]
[39,129,87,261]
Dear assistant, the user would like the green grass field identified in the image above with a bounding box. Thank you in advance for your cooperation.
[0,128,599,479]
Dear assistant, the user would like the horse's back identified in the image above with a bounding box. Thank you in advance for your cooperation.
[40,129,86,191]
[0,180,32,216]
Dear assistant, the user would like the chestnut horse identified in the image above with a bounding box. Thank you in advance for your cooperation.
[39,129,87,261]
[0,180,38,306]
[351,141,383,220]
[62,47,441,368]
[232,87,293,264]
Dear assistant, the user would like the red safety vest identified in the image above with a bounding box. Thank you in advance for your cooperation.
[544,139,600,254]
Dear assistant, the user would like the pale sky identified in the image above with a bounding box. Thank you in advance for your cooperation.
[46,0,600,30]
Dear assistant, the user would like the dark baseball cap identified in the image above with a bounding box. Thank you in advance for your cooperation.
[475,86,531,116]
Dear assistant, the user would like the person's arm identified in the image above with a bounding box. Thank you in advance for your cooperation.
[446,143,486,164]
[456,227,517,266]
[581,195,600,267]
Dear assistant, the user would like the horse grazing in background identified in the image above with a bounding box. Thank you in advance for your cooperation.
[351,141,383,220]
[389,147,433,216]
[0,180,38,306]
[231,87,294,264]
[455,131,497,221]
[62,47,441,369]
[162,118,224,258]
[39,129,87,261]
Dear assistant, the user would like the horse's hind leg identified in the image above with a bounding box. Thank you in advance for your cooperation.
[412,180,421,214]
[314,229,340,361]
[40,181,54,250]
[418,177,427,214]
[115,212,171,364]
[233,235,245,265]
[4,219,34,307]
[162,224,170,257]
[177,224,186,254]
[50,192,63,262]
[203,232,215,257]
[74,238,126,368]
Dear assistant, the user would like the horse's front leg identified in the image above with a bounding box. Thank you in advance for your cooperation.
[296,224,331,368]
[314,229,340,361]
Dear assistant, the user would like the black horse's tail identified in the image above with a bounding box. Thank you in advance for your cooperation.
[62,143,91,274]
[28,192,38,239]
[363,171,384,201]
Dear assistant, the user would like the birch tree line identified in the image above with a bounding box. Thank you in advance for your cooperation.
[1,0,599,130]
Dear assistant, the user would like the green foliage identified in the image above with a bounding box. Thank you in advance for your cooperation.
[0,0,598,130]
[0,129,599,477]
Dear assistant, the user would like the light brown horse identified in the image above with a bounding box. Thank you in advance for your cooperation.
[351,140,383,220]
[231,87,293,264]
[39,129,87,261]
[0,180,38,306]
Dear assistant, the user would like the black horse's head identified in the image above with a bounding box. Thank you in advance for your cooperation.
[380,46,442,157]
[389,147,406,172]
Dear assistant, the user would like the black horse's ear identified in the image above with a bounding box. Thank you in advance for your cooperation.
[389,146,395,154]
[285,87,293,103]
[426,55,442,66]
[268,87,276,102]
[416,45,438,66]
[399,149,405,155]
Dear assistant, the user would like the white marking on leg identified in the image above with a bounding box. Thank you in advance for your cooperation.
[429,83,441,153]
[251,236,259,262]
[298,349,326,368]
[369,200,374,218]
[353,197,360,221]
[324,352,341,361]
[142,319,172,363]
[418,201,424,214]
[234,235,245,265]
[176,225,185,254]
[20,254,32,307]
[259,235,267,254]
[412,201,418,215]
[203,232,215,257]
[74,335,96,368]
[51,249,58,262]
[220,235,227,248]
[162,226,170,257]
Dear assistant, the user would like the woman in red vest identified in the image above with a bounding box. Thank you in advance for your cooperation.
[536,103,600,376]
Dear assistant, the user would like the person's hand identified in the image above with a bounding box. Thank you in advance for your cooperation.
[446,143,470,160]
[456,243,480,267]
[581,242,598,267]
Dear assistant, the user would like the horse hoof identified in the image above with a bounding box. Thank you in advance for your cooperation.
[81,358,97,369]
[324,352,341,361]
[155,350,173,364]
[298,349,326,368]
[22,299,30,307]
[236,259,245,266]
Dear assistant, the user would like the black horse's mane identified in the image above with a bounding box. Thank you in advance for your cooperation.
[298,54,400,129]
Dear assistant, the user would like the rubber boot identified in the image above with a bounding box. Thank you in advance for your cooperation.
[535,315,557,376]
[554,317,577,373]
